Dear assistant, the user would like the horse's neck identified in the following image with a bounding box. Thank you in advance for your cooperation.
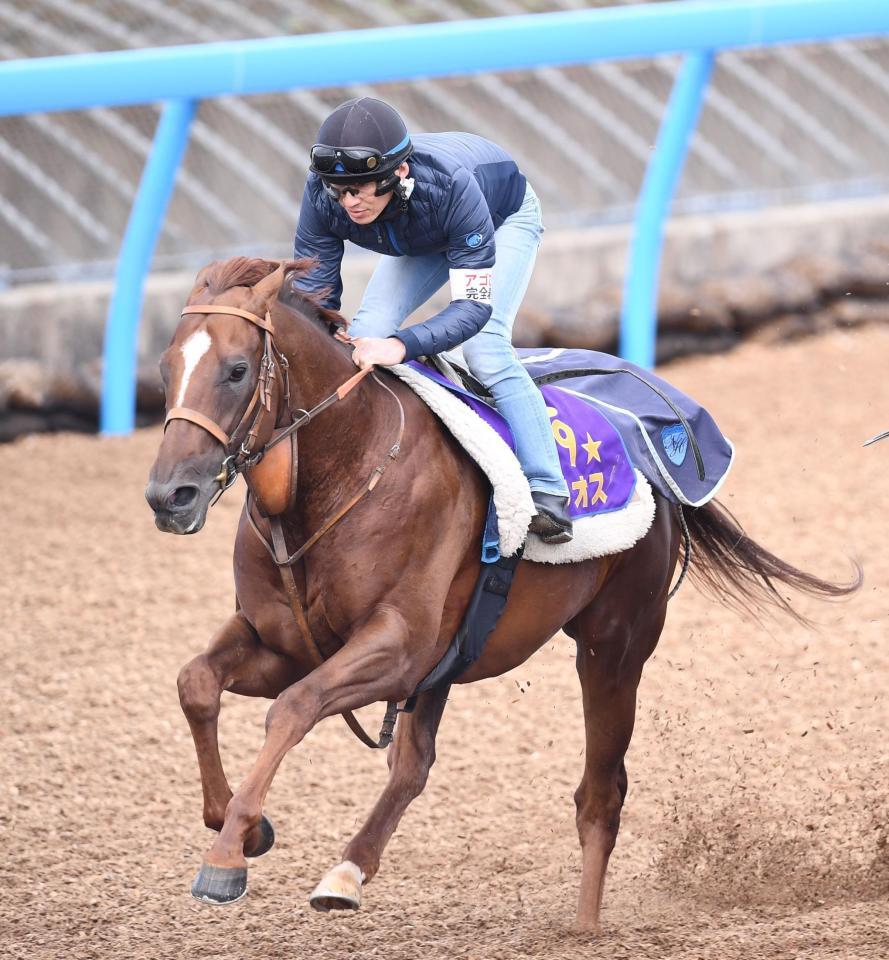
[276,309,354,414]
[276,310,394,513]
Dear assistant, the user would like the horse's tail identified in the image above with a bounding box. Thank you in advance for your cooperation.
[681,498,862,624]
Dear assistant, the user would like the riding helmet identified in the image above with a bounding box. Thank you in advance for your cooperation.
[309,97,412,186]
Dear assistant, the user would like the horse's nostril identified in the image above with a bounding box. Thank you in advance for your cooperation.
[168,485,199,510]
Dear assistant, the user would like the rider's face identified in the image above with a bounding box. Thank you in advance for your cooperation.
[330,162,410,224]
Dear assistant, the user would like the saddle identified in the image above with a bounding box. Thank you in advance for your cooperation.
[389,359,656,565]
[424,347,734,509]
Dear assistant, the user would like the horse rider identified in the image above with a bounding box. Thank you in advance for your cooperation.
[291,97,572,544]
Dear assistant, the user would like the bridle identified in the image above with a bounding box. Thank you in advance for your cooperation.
[166,303,389,499]
[164,299,407,749]
[166,303,289,497]
[165,302,404,502]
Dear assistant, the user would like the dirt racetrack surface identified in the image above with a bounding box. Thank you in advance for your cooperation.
[1,327,888,960]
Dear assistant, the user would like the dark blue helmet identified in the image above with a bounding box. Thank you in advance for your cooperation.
[309,97,412,190]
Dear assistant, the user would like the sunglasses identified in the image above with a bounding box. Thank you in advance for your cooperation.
[321,181,373,201]
[310,144,386,176]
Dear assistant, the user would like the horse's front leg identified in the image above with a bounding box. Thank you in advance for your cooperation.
[177,610,300,856]
[310,682,451,911]
[191,603,418,906]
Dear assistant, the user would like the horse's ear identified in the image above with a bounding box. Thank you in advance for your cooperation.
[187,263,214,302]
[250,258,311,312]
[250,261,287,308]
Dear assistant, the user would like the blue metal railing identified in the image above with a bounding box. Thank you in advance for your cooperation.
[0,0,887,433]
[619,50,715,366]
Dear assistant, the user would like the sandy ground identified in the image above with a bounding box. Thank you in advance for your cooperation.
[1,326,887,960]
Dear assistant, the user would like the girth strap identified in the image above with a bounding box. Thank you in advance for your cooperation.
[412,547,522,695]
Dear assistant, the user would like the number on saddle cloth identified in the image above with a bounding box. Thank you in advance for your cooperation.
[409,357,639,522]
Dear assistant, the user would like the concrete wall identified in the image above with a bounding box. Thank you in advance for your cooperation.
[2,194,888,431]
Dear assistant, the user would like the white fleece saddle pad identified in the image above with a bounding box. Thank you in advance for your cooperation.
[390,363,656,565]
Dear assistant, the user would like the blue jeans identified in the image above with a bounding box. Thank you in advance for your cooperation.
[351,184,568,498]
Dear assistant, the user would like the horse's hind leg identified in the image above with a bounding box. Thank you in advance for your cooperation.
[310,683,451,912]
[177,611,299,857]
[567,506,677,933]
[570,637,647,934]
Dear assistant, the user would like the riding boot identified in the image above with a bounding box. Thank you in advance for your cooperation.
[529,491,573,544]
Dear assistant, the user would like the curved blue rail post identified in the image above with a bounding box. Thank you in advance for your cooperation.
[100,98,197,435]
[619,51,714,368]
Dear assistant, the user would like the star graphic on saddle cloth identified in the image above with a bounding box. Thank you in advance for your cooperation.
[581,433,602,464]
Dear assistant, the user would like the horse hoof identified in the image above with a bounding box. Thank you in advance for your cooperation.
[190,863,248,906]
[244,815,275,859]
[309,861,364,912]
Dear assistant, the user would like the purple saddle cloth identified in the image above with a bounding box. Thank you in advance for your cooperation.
[407,361,637,520]
[410,347,733,512]
[515,348,733,507]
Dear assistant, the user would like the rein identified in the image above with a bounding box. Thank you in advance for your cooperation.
[246,372,404,569]
[165,301,405,750]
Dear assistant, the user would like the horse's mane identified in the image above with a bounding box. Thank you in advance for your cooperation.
[199,256,347,330]
[201,256,280,294]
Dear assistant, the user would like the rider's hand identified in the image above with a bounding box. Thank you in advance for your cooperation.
[350,336,407,370]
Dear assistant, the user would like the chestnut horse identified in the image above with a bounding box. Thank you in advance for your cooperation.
[145,257,856,933]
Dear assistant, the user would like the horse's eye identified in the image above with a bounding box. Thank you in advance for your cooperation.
[229,364,248,383]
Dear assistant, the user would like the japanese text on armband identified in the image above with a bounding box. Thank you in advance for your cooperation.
[449,268,493,304]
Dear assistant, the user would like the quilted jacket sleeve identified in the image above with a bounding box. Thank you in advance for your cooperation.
[394,168,495,361]
[291,179,345,311]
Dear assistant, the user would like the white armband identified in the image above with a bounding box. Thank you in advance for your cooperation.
[449,268,493,304]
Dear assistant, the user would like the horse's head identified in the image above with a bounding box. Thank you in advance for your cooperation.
[146,256,295,534]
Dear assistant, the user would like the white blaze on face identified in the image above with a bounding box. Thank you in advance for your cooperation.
[174,329,213,407]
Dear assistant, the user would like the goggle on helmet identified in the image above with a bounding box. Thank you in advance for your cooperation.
[310,134,412,199]
[309,97,413,200]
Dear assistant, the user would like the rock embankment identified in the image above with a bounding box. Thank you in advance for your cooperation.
[515,247,889,361]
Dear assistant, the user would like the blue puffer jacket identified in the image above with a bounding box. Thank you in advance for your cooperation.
[292,132,527,361]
